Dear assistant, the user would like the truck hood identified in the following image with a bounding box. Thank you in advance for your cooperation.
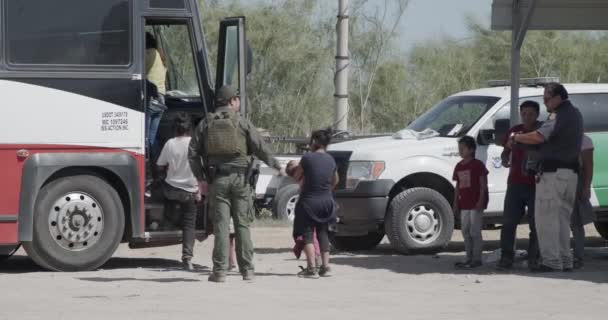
[328,131,457,161]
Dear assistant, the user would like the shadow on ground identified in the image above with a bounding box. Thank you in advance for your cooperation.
[331,236,608,284]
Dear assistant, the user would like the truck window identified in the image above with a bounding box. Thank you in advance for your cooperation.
[492,94,608,132]
[569,93,608,132]
[6,0,131,67]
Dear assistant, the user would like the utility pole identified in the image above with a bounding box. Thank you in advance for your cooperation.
[334,0,349,132]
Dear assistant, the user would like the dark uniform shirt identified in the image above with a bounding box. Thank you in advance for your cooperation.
[537,100,583,167]
[188,106,281,181]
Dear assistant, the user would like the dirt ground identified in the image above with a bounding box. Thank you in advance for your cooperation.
[1,225,607,320]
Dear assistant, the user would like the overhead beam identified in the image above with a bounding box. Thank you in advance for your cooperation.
[492,0,608,30]
[514,0,537,49]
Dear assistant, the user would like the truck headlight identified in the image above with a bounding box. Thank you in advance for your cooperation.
[346,161,385,189]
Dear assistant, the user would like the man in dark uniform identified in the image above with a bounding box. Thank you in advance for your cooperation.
[512,82,583,272]
[188,86,284,283]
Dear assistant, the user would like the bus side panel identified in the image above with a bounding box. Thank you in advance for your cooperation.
[0,147,25,244]
[16,150,145,242]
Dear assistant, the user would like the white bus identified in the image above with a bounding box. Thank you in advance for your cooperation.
[0,0,250,271]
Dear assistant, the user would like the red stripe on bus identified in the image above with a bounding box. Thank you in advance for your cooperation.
[0,144,145,244]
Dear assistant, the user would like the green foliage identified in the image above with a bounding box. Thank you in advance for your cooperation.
[196,0,608,139]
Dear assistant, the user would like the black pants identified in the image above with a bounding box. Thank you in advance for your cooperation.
[500,183,538,264]
[163,183,197,260]
[302,223,330,253]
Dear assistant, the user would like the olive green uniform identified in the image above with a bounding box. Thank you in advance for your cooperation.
[188,106,281,275]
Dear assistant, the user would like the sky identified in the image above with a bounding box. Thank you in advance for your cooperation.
[245,0,493,50]
[397,0,491,49]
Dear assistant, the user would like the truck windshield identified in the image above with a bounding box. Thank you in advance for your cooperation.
[407,95,500,137]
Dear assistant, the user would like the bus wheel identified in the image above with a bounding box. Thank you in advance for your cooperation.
[23,175,124,272]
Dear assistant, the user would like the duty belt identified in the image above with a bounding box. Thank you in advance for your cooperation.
[216,165,248,176]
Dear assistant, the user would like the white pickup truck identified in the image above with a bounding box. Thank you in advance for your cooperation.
[273,81,608,253]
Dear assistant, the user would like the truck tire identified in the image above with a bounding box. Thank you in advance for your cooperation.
[385,187,454,254]
[594,221,608,239]
[23,175,124,271]
[330,232,385,251]
[272,184,300,222]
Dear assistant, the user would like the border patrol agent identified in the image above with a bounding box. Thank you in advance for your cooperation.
[512,82,583,272]
[189,86,284,282]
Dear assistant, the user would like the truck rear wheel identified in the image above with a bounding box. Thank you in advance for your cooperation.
[385,187,453,254]
[23,175,124,271]
[594,221,608,239]
[330,231,385,251]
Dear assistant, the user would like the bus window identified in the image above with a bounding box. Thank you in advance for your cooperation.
[6,0,131,67]
[222,26,240,91]
[149,24,201,99]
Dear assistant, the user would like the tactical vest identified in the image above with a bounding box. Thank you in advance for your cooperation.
[206,111,248,157]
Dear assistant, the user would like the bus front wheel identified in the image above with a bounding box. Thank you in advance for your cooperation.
[23,175,124,272]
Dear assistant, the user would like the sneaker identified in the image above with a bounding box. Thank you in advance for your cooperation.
[182,258,194,272]
[573,260,584,270]
[208,273,227,283]
[228,264,236,272]
[318,265,332,277]
[467,261,482,269]
[297,266,319,279]
[242,270,255,281]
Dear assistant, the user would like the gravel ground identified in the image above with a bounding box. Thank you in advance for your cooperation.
[1,225,607,320]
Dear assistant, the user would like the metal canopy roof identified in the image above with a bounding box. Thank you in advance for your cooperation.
[491,0,608,124]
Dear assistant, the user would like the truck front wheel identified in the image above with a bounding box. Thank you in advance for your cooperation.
[23,175,124,271]
[385,187,454,254]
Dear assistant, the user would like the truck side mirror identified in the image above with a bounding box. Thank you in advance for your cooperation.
[477,129,495,146]
[494,119,511,145]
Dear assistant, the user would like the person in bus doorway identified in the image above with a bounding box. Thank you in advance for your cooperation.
[497,101,542,271]
[288,129,339,278]
[188,85,285,283]
[571,133,595,269]
[511,82,583,272]
[146,32,168,160]
[156,112,200,271]
[452,136,489,269]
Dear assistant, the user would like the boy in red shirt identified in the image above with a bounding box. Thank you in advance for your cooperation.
[453,136,489,269]
[498,101,542,270]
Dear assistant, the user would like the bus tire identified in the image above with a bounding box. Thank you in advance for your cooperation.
[23,175,124,272]
[385,187,454,254]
